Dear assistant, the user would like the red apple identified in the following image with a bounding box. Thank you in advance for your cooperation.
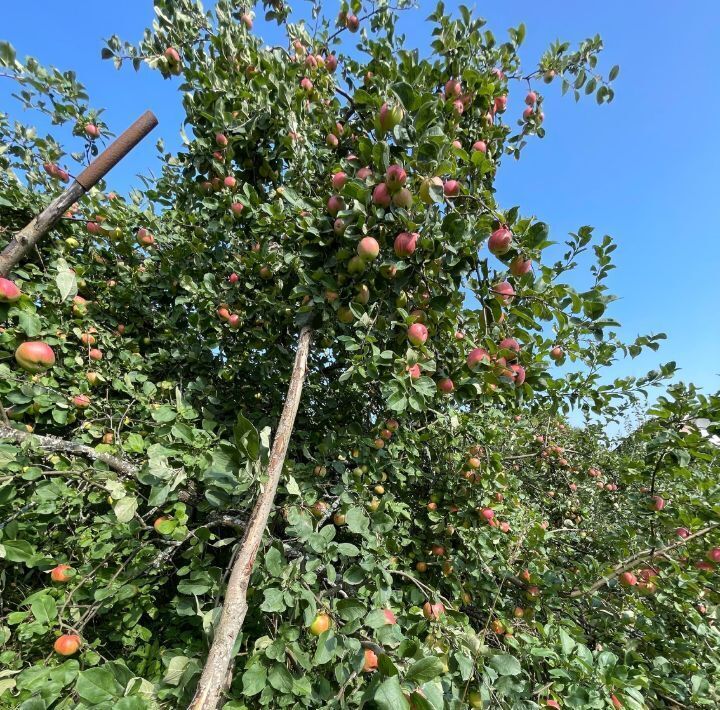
[357,237,380,261]
[619,571,637,587]
[327,195,346,216]
[215,133,228,147]
[707,548,720,563]
[50,564,72,583]
[84,123,100,138]
[346,14,359,32]
[89,348,103,361]
[444,78,462,98]
[525,91,537,105]
[372,182,392,207]
[472,140,487,153]
[675,527,690,538]
[394,231,419,257]
[649,495,666,511]
[509,256,532,276]
[494,95,508,113]
[362,648,378,672]
[137,227,154,246]
[511,364,526,385]
[15,342,55,372]
[357,166,373,180]
[300,77,313,92]
[325,54,338,72]
[407,364,421,379]
[0,277,22,303]
[443,179,460,197]
[488,226,512,255]
[408,323,428,347]
[72,394,91,409]
[467,348,490,370]
[480,508,495,522]
[331,172,347,191]
[493,281,515,304]
[54,634,81,656]
[438,378,454,394]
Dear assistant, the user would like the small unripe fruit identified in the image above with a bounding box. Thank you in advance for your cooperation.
[422,601,445,620]
[385,165,407,191]
[309,612,331,635]
[379,102,404,131]
[419,176,443,204]
[416,561,428,573]
[392,187,412,209]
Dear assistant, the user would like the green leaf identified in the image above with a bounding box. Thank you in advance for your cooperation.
[268,664,293,693]
[260,587,286,613]
[609,64,620,81]
[345,507,370,535]
[264,547,285,577]
[374,676,410,709]
[0,539,35,562]
[241,663,266,696]
[55,260,78,301]
[405,656,444,684]
[75,667,124,703]
[16,310,41,337]
[488,653,522,676]
[113,495,138,523]
[30,594,57,624]
[234,413,260,460]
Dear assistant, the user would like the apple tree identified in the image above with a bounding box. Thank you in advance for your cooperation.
[1,2,718,709]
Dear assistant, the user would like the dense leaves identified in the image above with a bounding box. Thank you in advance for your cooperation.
[1,2,718,709]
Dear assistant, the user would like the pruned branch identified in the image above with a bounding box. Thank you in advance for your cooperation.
[0,424,138,477]
[570,522,720,598]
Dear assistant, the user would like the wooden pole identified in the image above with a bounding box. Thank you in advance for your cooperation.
[188,326,313,710]
[0,111,158,278]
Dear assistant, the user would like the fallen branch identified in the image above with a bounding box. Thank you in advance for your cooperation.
[0,424,138,477]
[188,326,313,710]
[570,522,720,598]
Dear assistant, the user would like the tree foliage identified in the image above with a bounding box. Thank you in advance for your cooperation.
[1,2,718,708]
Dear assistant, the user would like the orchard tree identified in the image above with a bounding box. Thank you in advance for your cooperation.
[1,2,718,709]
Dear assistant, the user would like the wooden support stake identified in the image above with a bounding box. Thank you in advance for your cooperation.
[0,110,158,278]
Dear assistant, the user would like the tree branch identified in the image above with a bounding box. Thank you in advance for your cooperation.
[569,522,720,598]
[0,425,138,477]
[189,326,313,710]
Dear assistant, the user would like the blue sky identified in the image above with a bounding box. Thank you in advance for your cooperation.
[4,1,720,413]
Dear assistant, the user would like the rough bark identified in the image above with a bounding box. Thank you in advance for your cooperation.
[0,425,138,477]
[188,326,313,710]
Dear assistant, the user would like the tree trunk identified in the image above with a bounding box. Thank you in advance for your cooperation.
[188,326,313,710]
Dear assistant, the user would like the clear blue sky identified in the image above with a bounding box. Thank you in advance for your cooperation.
[4,2,720,408]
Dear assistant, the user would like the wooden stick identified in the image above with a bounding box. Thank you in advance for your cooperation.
[0,111,158,277]
[188,326,313,710]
